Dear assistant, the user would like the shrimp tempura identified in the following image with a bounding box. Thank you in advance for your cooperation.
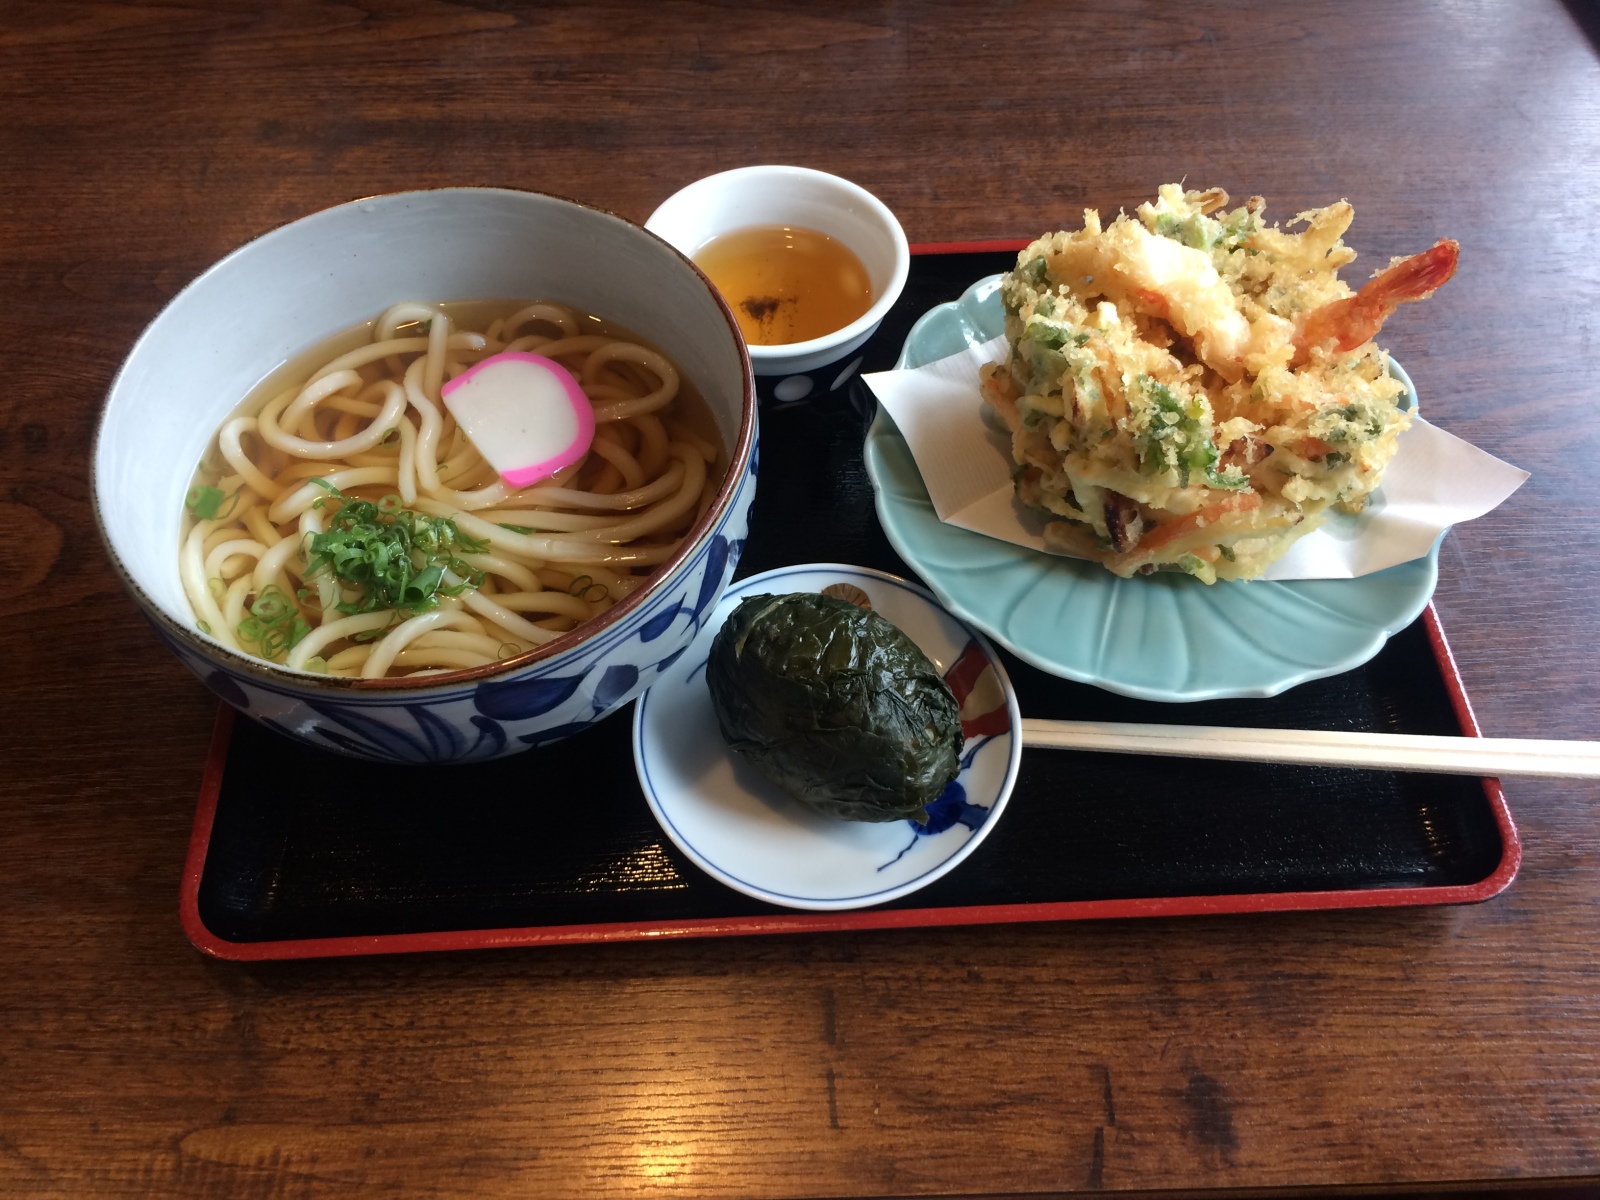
[980,185,1456,583]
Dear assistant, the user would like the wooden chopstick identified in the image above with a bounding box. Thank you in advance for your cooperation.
[1019,719,1600,780]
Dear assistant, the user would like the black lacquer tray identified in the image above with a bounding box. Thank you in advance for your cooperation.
[181,246,1517,960]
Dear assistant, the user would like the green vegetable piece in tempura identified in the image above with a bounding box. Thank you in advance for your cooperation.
[706,592,964,823]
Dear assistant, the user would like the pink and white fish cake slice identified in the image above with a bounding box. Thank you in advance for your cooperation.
[441,352,595,488]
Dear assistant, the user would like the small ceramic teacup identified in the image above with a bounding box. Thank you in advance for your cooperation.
[645,165,909,406]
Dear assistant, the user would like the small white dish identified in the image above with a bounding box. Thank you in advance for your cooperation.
[645,166,909,404]
[633,563,1022,911]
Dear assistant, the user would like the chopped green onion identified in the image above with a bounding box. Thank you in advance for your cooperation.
[309,477,342,511]
[498,523,536,535]
[252,590,287,621]
[186,485,240,520]
[566,575,593,597]
[235,584,311,662]
[304,497,488,618]
[398,564,445,609]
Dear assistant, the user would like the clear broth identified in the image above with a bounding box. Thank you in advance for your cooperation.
[198,301,726,482]
[181,301,730,677]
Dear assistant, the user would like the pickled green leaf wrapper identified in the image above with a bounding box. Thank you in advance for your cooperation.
[706,592,965,822]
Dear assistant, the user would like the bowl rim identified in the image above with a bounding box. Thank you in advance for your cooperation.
[92,186,757,695]
[643,164,911,363]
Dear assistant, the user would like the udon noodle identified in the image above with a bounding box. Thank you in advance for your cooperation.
[180,300,723,679]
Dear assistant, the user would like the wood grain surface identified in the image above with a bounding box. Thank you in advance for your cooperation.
[4,1,1600,1196]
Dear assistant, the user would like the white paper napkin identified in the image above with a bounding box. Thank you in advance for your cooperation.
[863,335,1528,580]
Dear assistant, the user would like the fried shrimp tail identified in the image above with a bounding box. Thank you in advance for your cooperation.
[1293,238,1459,363]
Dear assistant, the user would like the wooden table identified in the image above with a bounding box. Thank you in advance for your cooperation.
[5,2,1599,1195]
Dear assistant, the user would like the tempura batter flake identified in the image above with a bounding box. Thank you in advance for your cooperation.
[980,185,1457,583]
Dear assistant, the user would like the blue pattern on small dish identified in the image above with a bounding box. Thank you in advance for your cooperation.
[633,564,1023,911]
[862,275,1439,702]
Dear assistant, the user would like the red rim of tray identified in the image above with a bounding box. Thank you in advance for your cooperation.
[911,238,1033,256]
[179,603,1520,961]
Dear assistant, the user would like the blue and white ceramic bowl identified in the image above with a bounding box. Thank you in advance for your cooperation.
[94,189,757,763]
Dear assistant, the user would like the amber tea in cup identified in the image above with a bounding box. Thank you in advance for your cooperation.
[694,225,874,346]
[646,166,908,403]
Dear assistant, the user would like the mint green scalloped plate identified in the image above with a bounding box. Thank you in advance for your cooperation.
[862,275,1439,702]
